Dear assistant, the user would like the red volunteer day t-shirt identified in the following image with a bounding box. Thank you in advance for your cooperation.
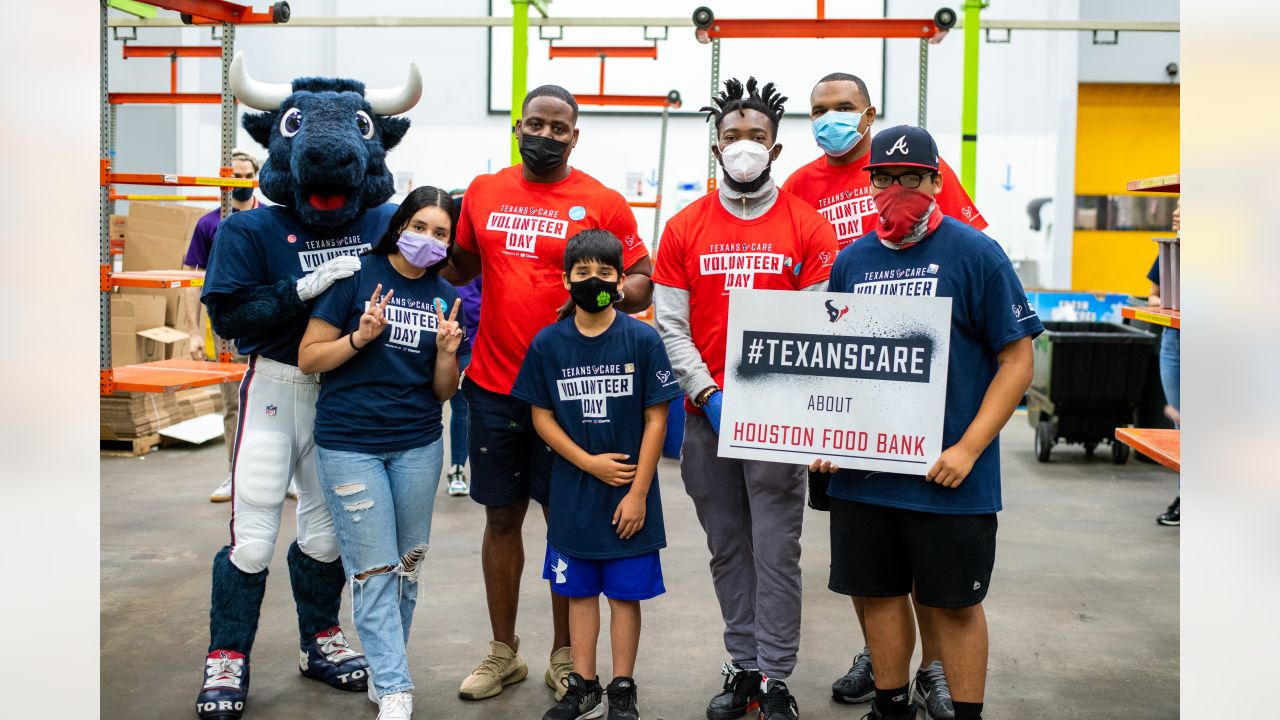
[456,165,650,394]
[651,189,839,412]
[782,154,986,250]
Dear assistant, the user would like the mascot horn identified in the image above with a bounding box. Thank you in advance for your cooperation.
[194,53,420,720]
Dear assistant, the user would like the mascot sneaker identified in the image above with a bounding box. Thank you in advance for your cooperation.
[376,691,413,720]
[196,650,249,720]
[546,645,574,700]
[459,637,529,700]
[298,626,369,691]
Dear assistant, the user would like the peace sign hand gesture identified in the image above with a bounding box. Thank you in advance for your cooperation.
[436,297,464,355]
[354,284,394,348]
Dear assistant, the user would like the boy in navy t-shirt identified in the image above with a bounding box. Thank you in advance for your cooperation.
[813,126,1042,720]
[512,229,682,720]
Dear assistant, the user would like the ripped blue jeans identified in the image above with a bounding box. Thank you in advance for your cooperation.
[316,439,443,697]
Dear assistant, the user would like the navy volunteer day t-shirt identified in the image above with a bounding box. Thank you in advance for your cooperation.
[202,203,397,366]
[310,253,469,454]
[826,216,1045,514]
[511,313,683,560]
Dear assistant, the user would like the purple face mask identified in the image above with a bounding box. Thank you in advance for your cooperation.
[396,231,449,269]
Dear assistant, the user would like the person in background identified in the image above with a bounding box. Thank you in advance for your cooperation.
[784,71,987,720]
[812,126,1042,720]
[512,229,681,720]
[652,76,838,720]
[182,151,298,504]
[441,84,654,703]
[1150,200,1180,526]
[444,189,480,497]
[298,186,468,720]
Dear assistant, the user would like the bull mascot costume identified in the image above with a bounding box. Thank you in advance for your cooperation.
[195,53,421,720]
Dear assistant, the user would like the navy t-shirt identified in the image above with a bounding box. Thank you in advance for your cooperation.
[203,203,397,366]
[311,253,469,453]
[1147,257,1160,285]
[826,216,1044,514]
[511,313,683,560]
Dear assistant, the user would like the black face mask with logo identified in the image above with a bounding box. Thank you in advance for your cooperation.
[569,276,620,314]
[519,134,570,176]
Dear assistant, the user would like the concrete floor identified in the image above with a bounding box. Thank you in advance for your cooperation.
[101,412,1179,719]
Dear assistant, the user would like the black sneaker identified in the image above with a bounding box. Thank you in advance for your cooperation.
[706,662,761,720]
[912,661,955,720]
[758,677,799,719]
[832,646,874,703]
[861,702,919,720]
[1157,496,1180,526]
[606,676,639,720]
[544,672,604,720]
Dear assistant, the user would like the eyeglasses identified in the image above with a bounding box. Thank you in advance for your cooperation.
[870,171,936,189]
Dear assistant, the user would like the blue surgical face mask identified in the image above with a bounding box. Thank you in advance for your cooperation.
[811,110,865,157]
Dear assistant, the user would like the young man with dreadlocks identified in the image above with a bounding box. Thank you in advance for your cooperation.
[442,84,655,704]
[785,71,986,720]
[651,77,838,720]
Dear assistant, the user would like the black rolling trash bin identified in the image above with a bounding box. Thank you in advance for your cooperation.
[1027,321,1157,463]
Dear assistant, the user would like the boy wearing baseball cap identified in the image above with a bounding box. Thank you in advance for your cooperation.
[812,126,1043,720]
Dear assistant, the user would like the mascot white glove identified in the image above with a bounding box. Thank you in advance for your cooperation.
[296,255,361,302]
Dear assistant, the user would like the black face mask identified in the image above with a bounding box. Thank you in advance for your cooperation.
[569,276,620,314]
[519,134,570,176]
[231,186,254,202]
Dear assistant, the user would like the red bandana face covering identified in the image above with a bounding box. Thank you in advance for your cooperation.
[873,184,944,249]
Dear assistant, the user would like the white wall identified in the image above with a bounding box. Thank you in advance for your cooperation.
[109,0,1178,289]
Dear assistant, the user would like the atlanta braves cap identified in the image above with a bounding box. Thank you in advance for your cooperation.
[865,125,939,172]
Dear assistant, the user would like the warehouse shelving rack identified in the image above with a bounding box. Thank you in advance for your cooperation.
[1115,172,1181,470]
[99,0,288,394]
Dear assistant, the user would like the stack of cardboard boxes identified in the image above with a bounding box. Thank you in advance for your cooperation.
[105,203,230,442]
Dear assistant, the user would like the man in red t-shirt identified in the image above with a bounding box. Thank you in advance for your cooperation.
[652,77,838,720]
[783,72,985,252]
[785,72,973,717]
[442,85,654,702]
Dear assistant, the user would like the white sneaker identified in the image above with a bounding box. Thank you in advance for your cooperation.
[377,691,412,719]
[209,476,233,503]
[368,682,379,706]
[286,477,299,500]
[447,465,469,496]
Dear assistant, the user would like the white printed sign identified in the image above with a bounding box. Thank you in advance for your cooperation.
[718,289,952,474]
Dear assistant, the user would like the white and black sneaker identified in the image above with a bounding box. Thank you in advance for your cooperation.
[447,464,469,496]
[912,661,955,720]
[758,677,799,719]
[544,672,604,720]
[195,650,249,720]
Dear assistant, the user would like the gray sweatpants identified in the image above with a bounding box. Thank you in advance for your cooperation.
[681,413,806,678]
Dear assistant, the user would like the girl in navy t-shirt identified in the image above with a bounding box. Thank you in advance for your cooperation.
[297,186,469,716]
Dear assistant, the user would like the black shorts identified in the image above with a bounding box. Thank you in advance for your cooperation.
[463,377,553,507]
[828,497,997,609]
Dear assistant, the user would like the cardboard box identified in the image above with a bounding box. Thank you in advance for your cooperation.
[138,325,189,363]
[109,214,128,241]
[121,203,207,272]
[109,294,168,367]
[121,286,196,334]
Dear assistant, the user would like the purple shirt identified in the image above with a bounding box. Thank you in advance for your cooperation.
[457,276,482,344]
[183,209,222,268]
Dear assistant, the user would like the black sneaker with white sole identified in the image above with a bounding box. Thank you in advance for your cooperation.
[912,661,955,720]
[706,662,761,720]
[758,677,799,719]
[606,676,639,720]
[544,672,604,720]
[862,702,919,720]
[832,646,875,703]
[1157,496,1179,526]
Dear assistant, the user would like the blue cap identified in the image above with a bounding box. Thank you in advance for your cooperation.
[865,125,939,172]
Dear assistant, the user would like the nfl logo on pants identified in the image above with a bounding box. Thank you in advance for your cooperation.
[265,404,277,417]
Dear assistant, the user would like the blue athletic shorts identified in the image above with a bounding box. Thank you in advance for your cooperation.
[542,545,665,601]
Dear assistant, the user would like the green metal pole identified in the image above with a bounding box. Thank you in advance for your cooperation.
[960,0,984,199]
[510,0,530,165]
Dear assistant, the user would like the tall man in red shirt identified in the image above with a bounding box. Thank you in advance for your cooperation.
[652,77,838,720]
[783,72,985,252]
[442,85,654,702]
[784,73,984,719]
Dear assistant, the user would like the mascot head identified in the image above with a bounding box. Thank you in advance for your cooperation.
[231,53,422,228]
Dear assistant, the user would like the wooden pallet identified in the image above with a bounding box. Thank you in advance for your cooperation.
[100,433,161,458]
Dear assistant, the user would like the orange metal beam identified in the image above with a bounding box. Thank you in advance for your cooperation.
[549,45,658,59]
[109,193,221,201]
[628,201,660,209]
[702,18,940,40]
[150,0,283,25]
[122,45,222,58]
[106,173,256,188]
[109,93,224,104]
[574,94,681,108]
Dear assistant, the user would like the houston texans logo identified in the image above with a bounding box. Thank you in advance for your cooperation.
[825,299,849,323]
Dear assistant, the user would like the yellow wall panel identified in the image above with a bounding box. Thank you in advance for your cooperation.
[1073,83,1179,292]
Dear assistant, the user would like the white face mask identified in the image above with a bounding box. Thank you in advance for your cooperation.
[718,140,774,183]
